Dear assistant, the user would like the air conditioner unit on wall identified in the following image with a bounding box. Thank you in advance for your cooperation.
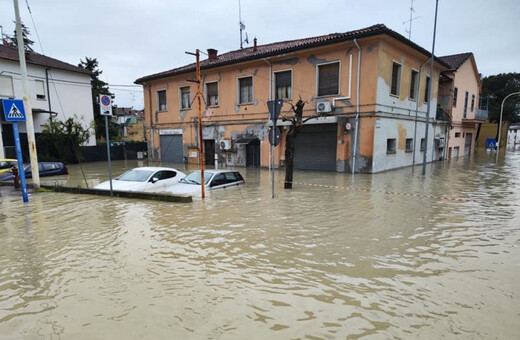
[219,139,232,150]
[316,101,332,114]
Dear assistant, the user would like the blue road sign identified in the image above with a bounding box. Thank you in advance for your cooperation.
[2,99,26,122]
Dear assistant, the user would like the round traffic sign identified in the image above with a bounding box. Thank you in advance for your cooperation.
[101,95,111,106]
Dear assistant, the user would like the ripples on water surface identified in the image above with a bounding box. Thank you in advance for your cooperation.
[1,152,519,339]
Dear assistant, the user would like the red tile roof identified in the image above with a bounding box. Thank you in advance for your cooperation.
[439,52,473,71]
[0,44,93,75]
[135,24,449,84]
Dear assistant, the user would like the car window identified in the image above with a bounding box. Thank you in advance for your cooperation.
[181,171,212,185]
[162,170,177,179]
[210,173,227,187]
[118,169,154,181]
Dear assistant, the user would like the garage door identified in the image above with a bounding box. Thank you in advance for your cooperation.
[293,124,337,171]
[160,134,183,163]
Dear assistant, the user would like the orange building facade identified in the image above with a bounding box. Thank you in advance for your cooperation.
[136,24,449,173]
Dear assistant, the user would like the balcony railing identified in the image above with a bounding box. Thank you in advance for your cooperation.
[475,108,489,120]
[462,108,489,121]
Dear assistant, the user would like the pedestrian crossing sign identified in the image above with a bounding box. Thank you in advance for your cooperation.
[2,99,26,122]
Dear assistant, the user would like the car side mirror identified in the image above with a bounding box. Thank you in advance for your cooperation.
[151,177,159,183]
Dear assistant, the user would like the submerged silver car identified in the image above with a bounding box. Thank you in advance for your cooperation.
[164,169,244,196]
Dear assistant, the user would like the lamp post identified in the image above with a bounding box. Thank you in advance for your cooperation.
[496,91,520,162]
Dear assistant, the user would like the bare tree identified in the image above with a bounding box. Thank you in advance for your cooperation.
[281,98,321,189]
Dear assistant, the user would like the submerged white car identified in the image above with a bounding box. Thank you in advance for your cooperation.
[164,169,244,196]
[95,167,185,193]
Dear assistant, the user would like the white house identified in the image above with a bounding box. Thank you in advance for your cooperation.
[0,44,96,159]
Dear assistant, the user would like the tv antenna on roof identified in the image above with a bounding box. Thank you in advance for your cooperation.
[403,0,420,40]
[239,0,249,49]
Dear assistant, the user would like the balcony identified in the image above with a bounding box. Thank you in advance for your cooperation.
[475,108,489,120]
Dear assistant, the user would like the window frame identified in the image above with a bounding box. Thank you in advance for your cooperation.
[409,69,418,101]
[471,94,475,112]
[463,91,469,118]
[420,138,426,151]
[405,138,413,152]
[424,75,430,103]
[453,87,458,107]
[157,89,167,112]
[180,86,191,110]
[205,81,219,107]
[238,76,254,104]
[316,61,341,97]
[35,79,46,100]
[274,69,292,100]
[0,75,14,98]
[386,138,397,154]
[390,61,402,97]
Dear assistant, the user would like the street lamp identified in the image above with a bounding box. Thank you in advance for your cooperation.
[496,91,520,161]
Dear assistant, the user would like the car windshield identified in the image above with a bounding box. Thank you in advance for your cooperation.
[180,171,213,185]
[116,169,154,182]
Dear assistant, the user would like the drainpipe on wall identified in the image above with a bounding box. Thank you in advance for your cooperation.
[412,58,430,170]
[143,82,155,161]
[45,67,52,116]
[352,39,361,174]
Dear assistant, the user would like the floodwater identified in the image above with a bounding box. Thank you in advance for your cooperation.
[1,152,519,340]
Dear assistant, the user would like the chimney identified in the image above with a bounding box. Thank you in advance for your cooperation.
[253,38,257,52]
[207,48,218,60]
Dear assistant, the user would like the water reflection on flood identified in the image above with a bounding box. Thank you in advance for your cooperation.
[1,152,519,339]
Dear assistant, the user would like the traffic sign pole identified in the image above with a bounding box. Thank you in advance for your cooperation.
[99,94,113,197]
[12,122,28,202]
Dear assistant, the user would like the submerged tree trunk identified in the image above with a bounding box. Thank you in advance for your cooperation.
[284,126,297,189]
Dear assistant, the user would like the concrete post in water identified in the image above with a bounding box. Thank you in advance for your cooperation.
[13,0,40,188]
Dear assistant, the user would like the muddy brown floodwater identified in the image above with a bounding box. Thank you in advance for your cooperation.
[1,151,519,339]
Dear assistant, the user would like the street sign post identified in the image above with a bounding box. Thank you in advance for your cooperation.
[267,99,284,198]
[99,94,113,196]
[2,99,29,202]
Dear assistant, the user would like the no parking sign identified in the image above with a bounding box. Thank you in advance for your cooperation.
[99,95,112,115]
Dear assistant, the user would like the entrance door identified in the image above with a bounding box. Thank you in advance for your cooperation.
[204,140,215,166]
[160,134,183,163]
[246,139,260,167]
[464,133,472,157]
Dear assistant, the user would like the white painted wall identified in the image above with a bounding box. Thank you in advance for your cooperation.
[372,118,447,173]
[0,58,96,158]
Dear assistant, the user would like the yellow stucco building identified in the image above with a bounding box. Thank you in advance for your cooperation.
[135,24,450,173]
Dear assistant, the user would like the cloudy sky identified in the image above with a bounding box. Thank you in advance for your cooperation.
[1,0,518,109]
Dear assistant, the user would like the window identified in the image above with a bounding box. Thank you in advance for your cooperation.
[455,132,461,138]
[453,87,458,107]
[238,76,253,104]
[390,62,402,96]
[157,90,167,111]
[409,70,418,100]
[387,138,396,154]
[424,76,430,103]
[463,91,469,118]
[180,86,191,110]
[275,70,292,100]
[471,94,475,112]
[35,80,46,100]
[405,138,413,152]
[206,82,218,106]
[420,138,426,151]
[317,62,340,96]
[0,75,14,98]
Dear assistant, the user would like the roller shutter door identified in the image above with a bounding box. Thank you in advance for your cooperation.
[160,134,184,163]
[293,124,337,171]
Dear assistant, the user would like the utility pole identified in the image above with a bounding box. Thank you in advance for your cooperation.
[13,0,40,188]
[422,0,439,176]
[186,49,205,199]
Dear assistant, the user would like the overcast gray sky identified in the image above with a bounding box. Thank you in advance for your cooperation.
[1,0,518,110]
